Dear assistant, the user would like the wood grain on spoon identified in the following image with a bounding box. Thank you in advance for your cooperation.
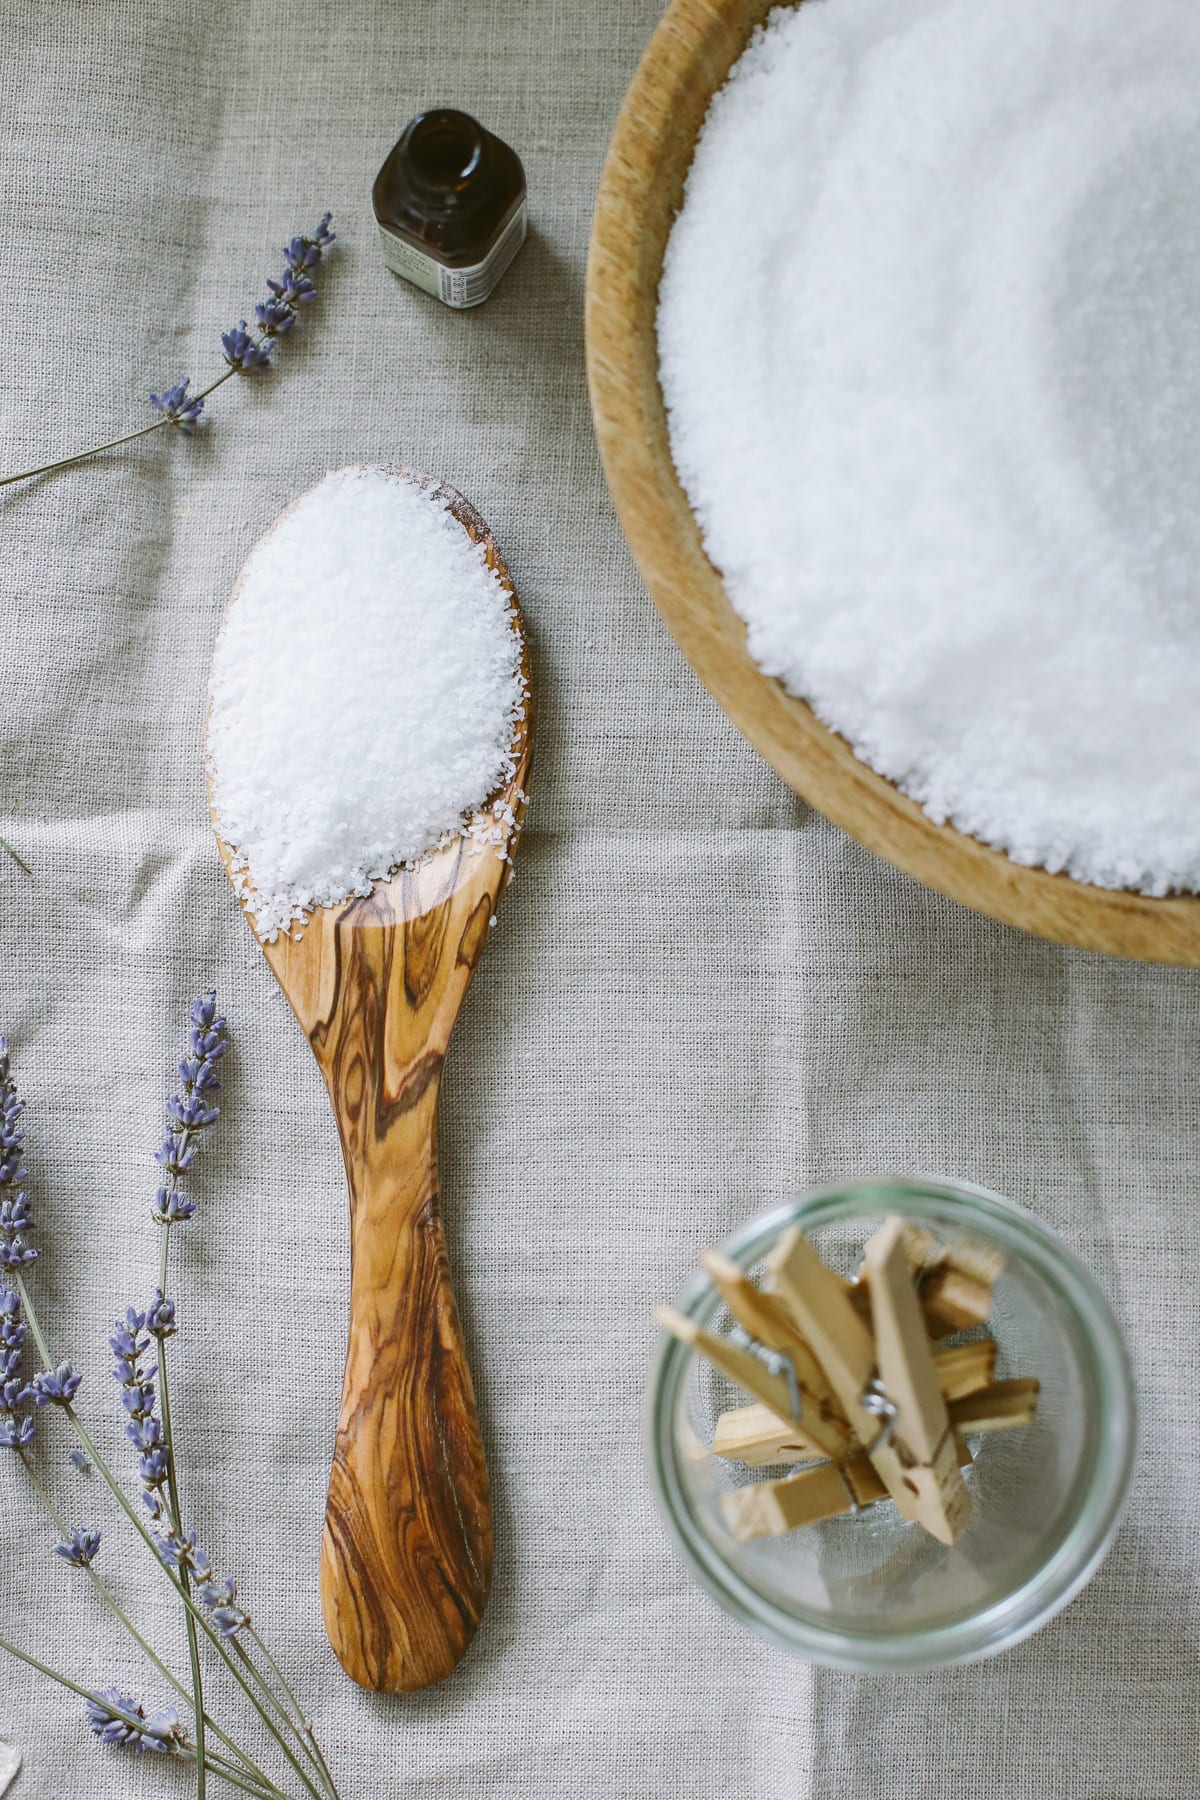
[209,466,532,1691]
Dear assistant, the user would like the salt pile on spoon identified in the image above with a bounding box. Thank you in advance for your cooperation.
[208,466,526,941]
[658,0,1200,893]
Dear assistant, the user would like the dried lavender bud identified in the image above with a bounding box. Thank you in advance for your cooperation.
[154,1528,210,1583]
[146,1291,176,1338]
[220,322,272,373]
[84,1690,184,1756]
[283,212,335,272]
[166,1095,218,1130]
[55,1526,101,1568]
[69,1447,91,1475]
[266,269,316,308]
[148,380,204,434]
[29,1362,82,1406]
[198,1575,251,1640]
[152,1187,196,1224]
[254,298,295,338]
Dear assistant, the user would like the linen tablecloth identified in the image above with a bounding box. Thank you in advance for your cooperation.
[1,2,1197,1794]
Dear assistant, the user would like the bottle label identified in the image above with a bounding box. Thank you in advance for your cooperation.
[377,200,527,309]
[377,228,443,299]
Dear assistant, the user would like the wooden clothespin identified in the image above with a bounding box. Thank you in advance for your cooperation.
[722,1436,974,1542]
[919,1266,995,1337]
[700,1250,836,1402]
[949,1377,1039,1434]
[712,1403,822,1468]
[915,1236,1004,1337]
[931,1337,997,1400]
[861,1216,971,1544]
[800,1224,997,1338]
[712,1337,997,1468]
[653,1306,848,1461]
[764,1226,931,1529]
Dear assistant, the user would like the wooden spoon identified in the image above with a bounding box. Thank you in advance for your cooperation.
[208,466,532,1692]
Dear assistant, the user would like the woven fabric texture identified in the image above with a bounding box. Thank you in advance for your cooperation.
[1,2,1197,1796]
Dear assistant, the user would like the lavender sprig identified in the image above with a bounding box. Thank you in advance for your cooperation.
[0,213,335,490]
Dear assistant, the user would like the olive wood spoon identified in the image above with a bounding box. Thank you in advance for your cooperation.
[208,466,532,1692]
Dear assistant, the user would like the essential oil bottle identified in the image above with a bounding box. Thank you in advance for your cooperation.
[372,109,528,310]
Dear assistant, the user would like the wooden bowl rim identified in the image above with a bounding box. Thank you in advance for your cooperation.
[584,0,1200,966]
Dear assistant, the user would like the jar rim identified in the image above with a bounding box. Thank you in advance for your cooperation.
[646,1175,1137,1671]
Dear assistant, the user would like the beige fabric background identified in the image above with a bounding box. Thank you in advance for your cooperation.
[1,1,1198,1795]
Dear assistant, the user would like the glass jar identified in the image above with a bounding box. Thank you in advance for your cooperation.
[647,1177,1135,1671]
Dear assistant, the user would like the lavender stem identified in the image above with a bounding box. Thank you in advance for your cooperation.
[158,1221,208,1800]
[13,1275,328,1800]
[246,1628,338,1800]
[0,418,170,488]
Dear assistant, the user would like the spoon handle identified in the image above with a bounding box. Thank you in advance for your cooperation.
[318,1045,492,1691]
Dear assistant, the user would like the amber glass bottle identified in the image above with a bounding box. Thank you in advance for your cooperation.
[372,109,527,310]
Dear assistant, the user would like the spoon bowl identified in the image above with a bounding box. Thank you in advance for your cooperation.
[209,465,532,1691]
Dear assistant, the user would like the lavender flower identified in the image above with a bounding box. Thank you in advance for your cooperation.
[0,1278,35,1449]
[254,297,296,338]
[220,321,272,373]
[109,1286,241,1632]
[109,1307,169,1518]
[112,1288,248,1634]
[0,1038,37,1273]
[198,1574,251,1641]
[155,1520,250,1639]
[152,994,227,1226]
[148,380,204,434]
[266,269,317,308]
[0,1413,35,1449]
[55,1525,101,1567]
[156,1527,210,1580]
[283,211,335,272]
[29,1360,83,1406]
[69,1447,92,1474]
[146,1290,176,1338]
[1,1289,27,1379]
[85,1689,185,1756]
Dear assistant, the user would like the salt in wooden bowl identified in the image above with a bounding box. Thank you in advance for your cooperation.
[584,0,1200,966]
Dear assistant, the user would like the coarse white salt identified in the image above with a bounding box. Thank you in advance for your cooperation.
[658,0,1200,894]
[207,466,526,941]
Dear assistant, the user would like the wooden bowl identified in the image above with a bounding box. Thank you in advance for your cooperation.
[585,0,1200,966]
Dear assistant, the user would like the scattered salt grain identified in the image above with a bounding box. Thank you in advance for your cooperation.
[208,467,526,940]
[658,0,1200,892]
